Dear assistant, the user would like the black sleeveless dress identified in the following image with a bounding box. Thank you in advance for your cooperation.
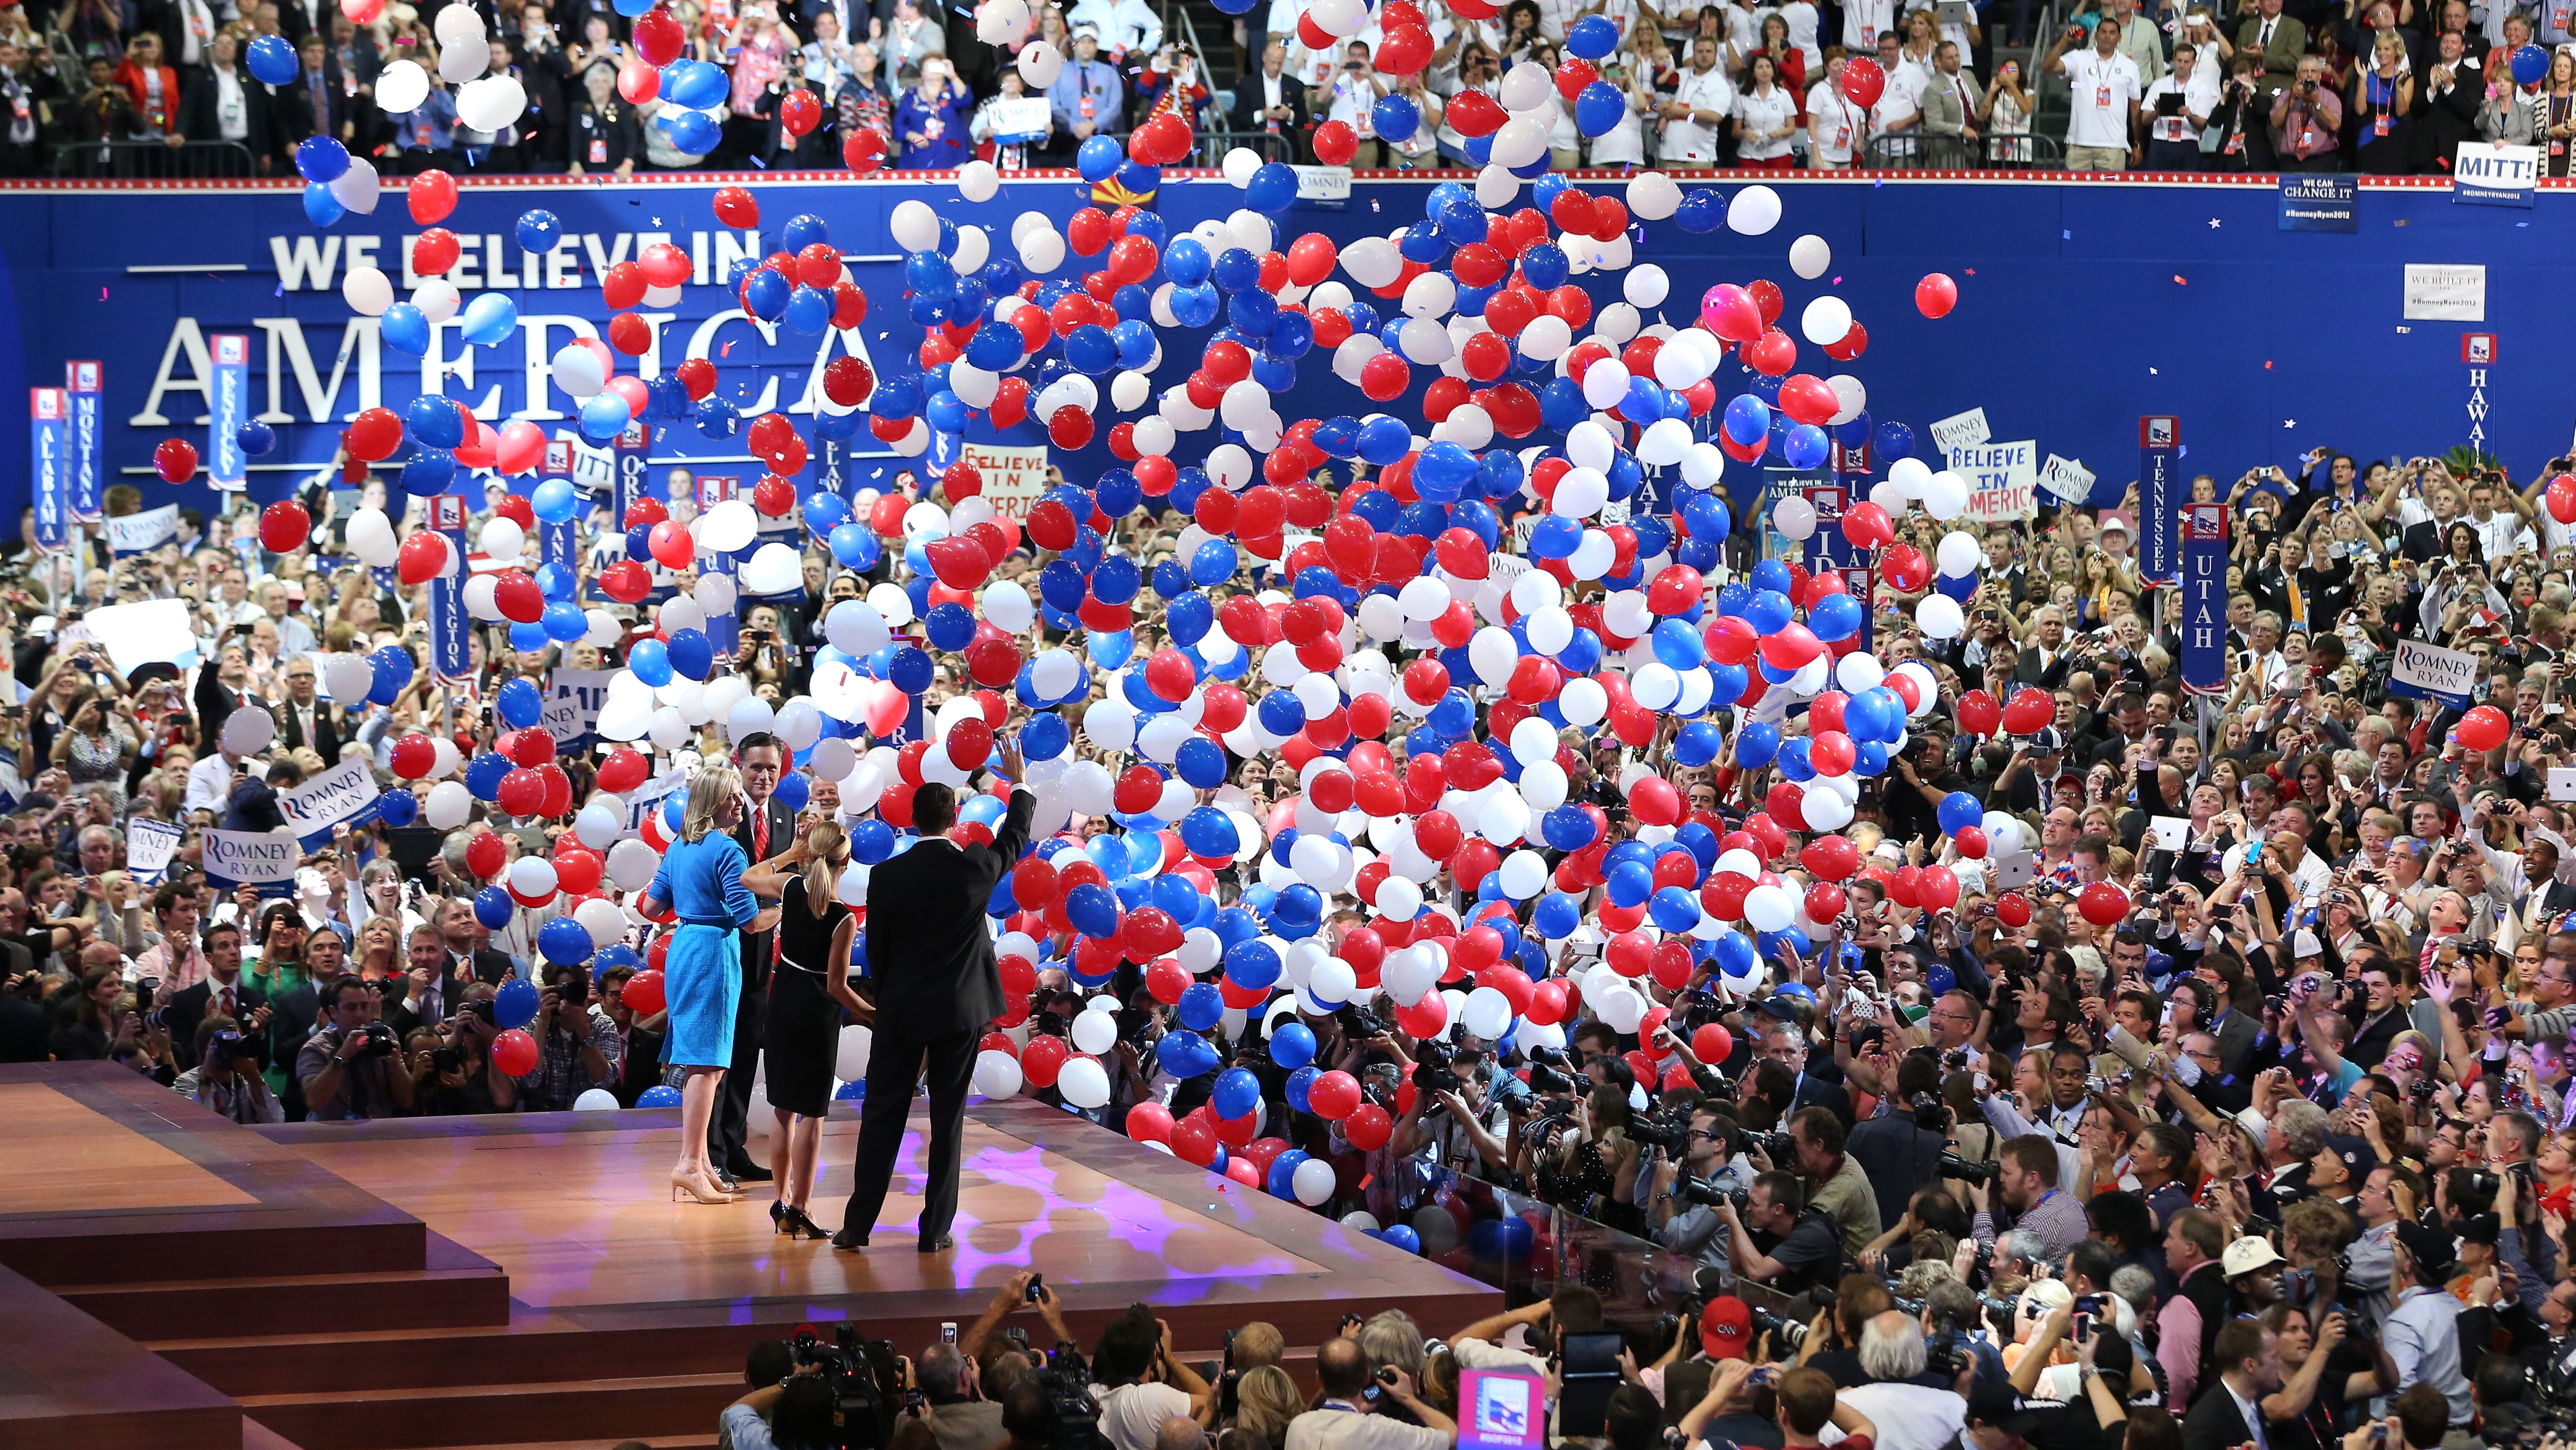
[762,877,853,1117]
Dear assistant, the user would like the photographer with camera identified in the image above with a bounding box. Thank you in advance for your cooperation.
[175,1013,283,1124]
[296,972,415,1121]
[1086,1305,1214,1450]
[1714,1170,1845,1297]
[720,1357,844,1450]
[1282,1336,1454,1450]
[1849,1054,1956,1232]
[1644,1105,1750,1271]
[505,960,619,1112]
[1973,1136,2092,1260]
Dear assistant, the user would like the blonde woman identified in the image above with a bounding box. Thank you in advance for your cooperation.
[640,765,770,1205]
[742,819,866,1240]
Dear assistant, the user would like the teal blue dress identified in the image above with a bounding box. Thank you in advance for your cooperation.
[644,833,761,1068]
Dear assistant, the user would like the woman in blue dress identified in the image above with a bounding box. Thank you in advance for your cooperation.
[643,765,771,1205]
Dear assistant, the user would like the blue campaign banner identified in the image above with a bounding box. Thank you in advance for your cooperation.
[65,362,101,521]
[2279,175,2358,232]
[10,175,2576,537]
[29,388,66,552]
[2179,504,2230,696]
[538,436,577,575]
[426,493,472,682]
[2138,415,2180,583]
[612,422,652,533]
[207,332,249,489]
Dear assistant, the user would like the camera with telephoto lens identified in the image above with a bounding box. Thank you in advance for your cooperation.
[1939,1152,2000,1184]
[1525,1045,1579,1095]
[1412,1037,1461,1095]
[1630,1110,1696,1155]
[1031,1348,1115,1450]
[431,1044,462,1074]
[1675,1174,1736,1209]
[1759,1130,1798,1164]
[1336,1003,1391,1041]
[1746,1307,1808,1354]
[1908,1091,1953,1135]
[790,1324,897,1450]
[347,1020,400,1061]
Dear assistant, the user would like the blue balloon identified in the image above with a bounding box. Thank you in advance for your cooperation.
[246,32,298,82]
[1062,882,1121,939]
[301,181,346,227]
[1723,393,1772,447]
[627,638,673,687]
[1808,592,1862,642]
[1381,1223,1422,1254]
[2514,41,2550,84]
[1782,423,1831,470]
[1370,93,1422,143]
[1736,719,1782,770]
[1077,133,1126,181]
[1245,161,1300,214]
[538,917,597,966]
[1213,1066,1262,1120]
[1223,938,1282,990]
[1566,13,1620,57]
[235,420,277,457]
[580,391,633,441]
[475,887,519,932]
[377,789,419,827]
[1270,1021,1318,1070]
[1937,790,1986,836]
[1177,981,1226,1032]
[664,107,720,154]
[460,291,518,347]
[294,135,349,182]
[515,208,563,253]
[369,645,413,706]
[1573,80,1627,136]
[531,477,578,521]
[1874,421,1916,460]
[495,677,544,730]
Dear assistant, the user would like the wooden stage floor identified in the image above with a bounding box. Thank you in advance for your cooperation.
[277,1110,1329,1311]
[0,1063,1500,1450]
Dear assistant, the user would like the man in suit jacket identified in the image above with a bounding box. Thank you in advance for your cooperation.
[161,920,272,1072]
[717,733,801,1185]
[1228,37,1310,160]
[436,898,519,988]
[1918,43,1983,165]
[2014,610,2075,690]
[2236,0,2307,166]
[2180,1318,2281,1450]
[275,652,347,762]
[393,921,469,1038]
[835,740,1034,1252]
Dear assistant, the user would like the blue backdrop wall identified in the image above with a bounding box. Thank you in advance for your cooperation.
[1,173,2569,525]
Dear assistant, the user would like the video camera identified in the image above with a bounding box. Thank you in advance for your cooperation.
[789,1324,897,1450]
[1030,1347,1115,1450]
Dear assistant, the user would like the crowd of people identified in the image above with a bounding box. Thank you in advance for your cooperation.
[7,420,2576,1449]
[5,0,2567,175]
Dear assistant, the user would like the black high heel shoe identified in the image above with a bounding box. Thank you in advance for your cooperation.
[770,1200,788,1234]
[784,1206,833,1241]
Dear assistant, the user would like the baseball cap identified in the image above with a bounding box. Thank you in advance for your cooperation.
[2457,1212,2502,1248]
[2321,1134,2372,1183]
[2028,726,2065,755]
[1700,1296,1752,1360]
[2397,1222,2457,1280]
[2291,929,2323,959]
[2220,1236,2284,1277]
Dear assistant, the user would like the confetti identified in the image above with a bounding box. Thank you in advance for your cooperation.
[2173,275,2188,285]
[99,287,107,300]
[2284,420,2297,428]
[721,341,734,357]
[1965,267,1975,275]
[2209,219,2222,228]
[2062,229,2072,240]
[2264,361,2274,369]
[274,283,285,297]
[2149,368,2159,375]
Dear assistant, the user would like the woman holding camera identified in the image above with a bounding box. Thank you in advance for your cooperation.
[642,766,771,1205]
[50,690,136,814]
[741,820,865,1239]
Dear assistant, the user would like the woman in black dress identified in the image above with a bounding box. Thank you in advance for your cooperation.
[744,821,863,1241]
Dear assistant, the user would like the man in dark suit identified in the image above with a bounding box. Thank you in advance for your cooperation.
[2013,609,2075,690]
[835,740,1034,1252]
[2234,0,2308,168]
[2180,1318,2283,1450]
[393,921,468,1037]
[718,733,800,1187]
[437,897,518,987]
[1228,37,1311,161]
[161,920,272,1071]
[276,651,347,761]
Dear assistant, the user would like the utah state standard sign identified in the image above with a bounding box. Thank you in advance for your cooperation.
[2179,505,2230,695]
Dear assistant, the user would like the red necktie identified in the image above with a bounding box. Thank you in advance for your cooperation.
[220,986,236,1019]
[753,806,769,861]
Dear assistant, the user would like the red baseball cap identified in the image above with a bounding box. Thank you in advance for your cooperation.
[1700,1296,1753,1361]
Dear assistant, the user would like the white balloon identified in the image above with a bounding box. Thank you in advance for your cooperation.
[329,157,380,213]
[1916,593,1966,640]
[957,157,1002,202]
[890,199,942,253]
[323,651,376,705]
[741,542,802,594]
[573,1088,621,1111]
[456,72,525,132]
[1936,529,1985,577]
[1292,1157,1337,1206]
[698,498,759,553]
[1623,264,1669,308]
[1743,883,1797,933]
[437,35,488,82]
[374,59,430,115]
[509,857,559,898]
[1789,233,1832,279]
[976,0,1030,43]
[221,706,276,755]
[974,1049,1024,1097]
[341,265,393,316]
[423,781,472,831]
[410,279,460,325]
[1922,470,1972,521]
[1728,183,1783,235]
[1799,294,1853,346]
[479,516,525,563]
[1772,497,1818,542]
[608,839,660,891]
[550,345,605,400]
[1627,170,1681,220]
[1056,1056,1111,1108]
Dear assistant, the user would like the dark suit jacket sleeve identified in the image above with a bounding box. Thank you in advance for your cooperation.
[2179,1380,2252,1450]
[976,788,1037,886]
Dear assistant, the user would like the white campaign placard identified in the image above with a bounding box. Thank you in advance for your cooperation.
[2389,637,2479,704]
[127,818,184,885]
[276,756,382,845]
[1948,440,2038,522]
[2403,263,2487,321]
[1929,407,1992,455]
[960,442,1050,521]
[106,504,180,556]
[2040,454,2097,505]
[81,597,198,677]
[202,828,300,898]
[546,668,616,747]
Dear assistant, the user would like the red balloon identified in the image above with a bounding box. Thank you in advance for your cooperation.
[1957,689,2002,738]
[1691,1022,1733,1063]
[1916,272,1960,319]
[491,1028,539,1076]
[1840,55,1887,108]
[1359,351,1412,401]
[1342,1103,1394,1151]
[1996,894,2033,928]
[153,438,199,483]
[598,748,651,793]
[1955,825,1990,860]
[622,970,665,1017]
[2000,686,2057,735]
[1882,542,1931,591]
[1915,865,1962,912]
[397,531,450,585]
[1840,501,1893,549]
[1126,1102,1175,1144]
[1169,1116,1219,1166]
[496,767,547,817]
[712,185,760,229]
[2078,881,2132,927]
[1308,1070,1362,1120]
[1021,1034,1069,1088]
[1312,119,1359,166]
[389,734,437,781]
[1800,834,1858,881]
[258,500,312,552]
[2457,705,2512,752]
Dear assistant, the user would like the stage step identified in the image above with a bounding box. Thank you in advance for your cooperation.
[245,1417,310,1450]
[241,1373,743,1450]
[59,1238,509,1339]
